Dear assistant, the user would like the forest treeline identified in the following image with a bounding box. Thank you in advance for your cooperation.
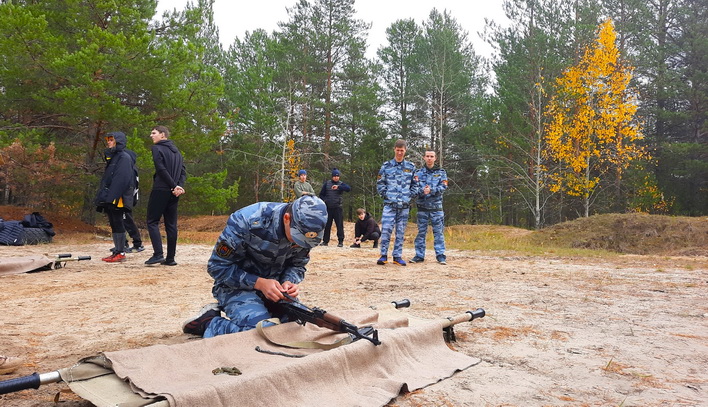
[0,0,705,228]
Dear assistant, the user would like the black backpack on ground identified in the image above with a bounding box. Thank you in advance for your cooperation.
[0,218,25,246]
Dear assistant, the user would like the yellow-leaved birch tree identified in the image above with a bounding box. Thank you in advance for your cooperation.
[543,19,648,217]
[281,138,303,203]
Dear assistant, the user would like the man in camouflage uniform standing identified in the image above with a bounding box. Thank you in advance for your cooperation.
[182,195,328,337]
[376,139,417,266]
[410,150,448,265]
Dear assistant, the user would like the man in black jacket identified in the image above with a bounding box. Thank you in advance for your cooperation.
[145,125,187,266]
[318,168,351,247]
[350,208,380,248]
[95,132,135,263]
[108,147,144,254]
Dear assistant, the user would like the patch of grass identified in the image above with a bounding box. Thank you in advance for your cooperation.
[445,224,618,257]
[528,213,708,256]
[444,213,707,257]
[179,231,221,244]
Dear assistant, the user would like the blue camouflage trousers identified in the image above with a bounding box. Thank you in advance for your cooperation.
[204,288,280,338]
[379,205,410,259]
[414,210,446,260]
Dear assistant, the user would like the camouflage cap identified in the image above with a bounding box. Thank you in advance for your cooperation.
[290,195,328,248]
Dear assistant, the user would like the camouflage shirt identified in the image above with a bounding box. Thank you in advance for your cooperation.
[414,166,448,211]
[376,158,417,208]
[207,202,310,291]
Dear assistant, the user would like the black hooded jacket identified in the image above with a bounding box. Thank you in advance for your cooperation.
[95,132,135,210]
[151,139,186,191]
[354,212,380,238]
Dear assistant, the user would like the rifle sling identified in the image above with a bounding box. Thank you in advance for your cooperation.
[255,319,353,350]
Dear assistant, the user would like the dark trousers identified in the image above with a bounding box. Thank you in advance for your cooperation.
[146,189,180,259]
[107,207,126,234]
[323,206,344,244]
[123,210,142,246]
[361,231,380,243]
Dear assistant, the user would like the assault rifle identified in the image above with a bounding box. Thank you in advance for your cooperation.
[271,294,411,346]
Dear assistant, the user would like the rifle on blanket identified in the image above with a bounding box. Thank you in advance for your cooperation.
[269,293,412,347]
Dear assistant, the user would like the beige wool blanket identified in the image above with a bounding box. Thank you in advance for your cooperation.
[88,309,480,407]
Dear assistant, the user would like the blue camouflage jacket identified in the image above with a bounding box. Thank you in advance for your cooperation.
[376,159,417,208]
[207,202,310,292]
[414,166,448,211]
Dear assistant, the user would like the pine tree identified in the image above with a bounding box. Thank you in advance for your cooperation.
[0,0,225,217]
[378,19,422,140]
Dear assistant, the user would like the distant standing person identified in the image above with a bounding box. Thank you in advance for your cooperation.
[294,169,315,198]
[410,150,448,265]
[319,168,351,247]
[145,125,186,266]
[105,142,144,254]
[350,208,380,248]
[95,132,136,263]
[376,139,417,266]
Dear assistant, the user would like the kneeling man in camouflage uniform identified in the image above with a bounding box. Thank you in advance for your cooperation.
[182,195,328,337]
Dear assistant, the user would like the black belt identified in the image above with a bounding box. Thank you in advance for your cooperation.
[417,207,442,212]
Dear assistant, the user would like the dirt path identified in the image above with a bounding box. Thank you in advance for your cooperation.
[1,242,706,406]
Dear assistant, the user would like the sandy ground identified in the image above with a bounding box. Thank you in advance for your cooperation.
[0,234,707,406]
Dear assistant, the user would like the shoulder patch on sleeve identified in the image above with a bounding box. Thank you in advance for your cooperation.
[215,242,234,258]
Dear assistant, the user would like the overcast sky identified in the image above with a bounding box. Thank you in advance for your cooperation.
[155,0,509,60]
